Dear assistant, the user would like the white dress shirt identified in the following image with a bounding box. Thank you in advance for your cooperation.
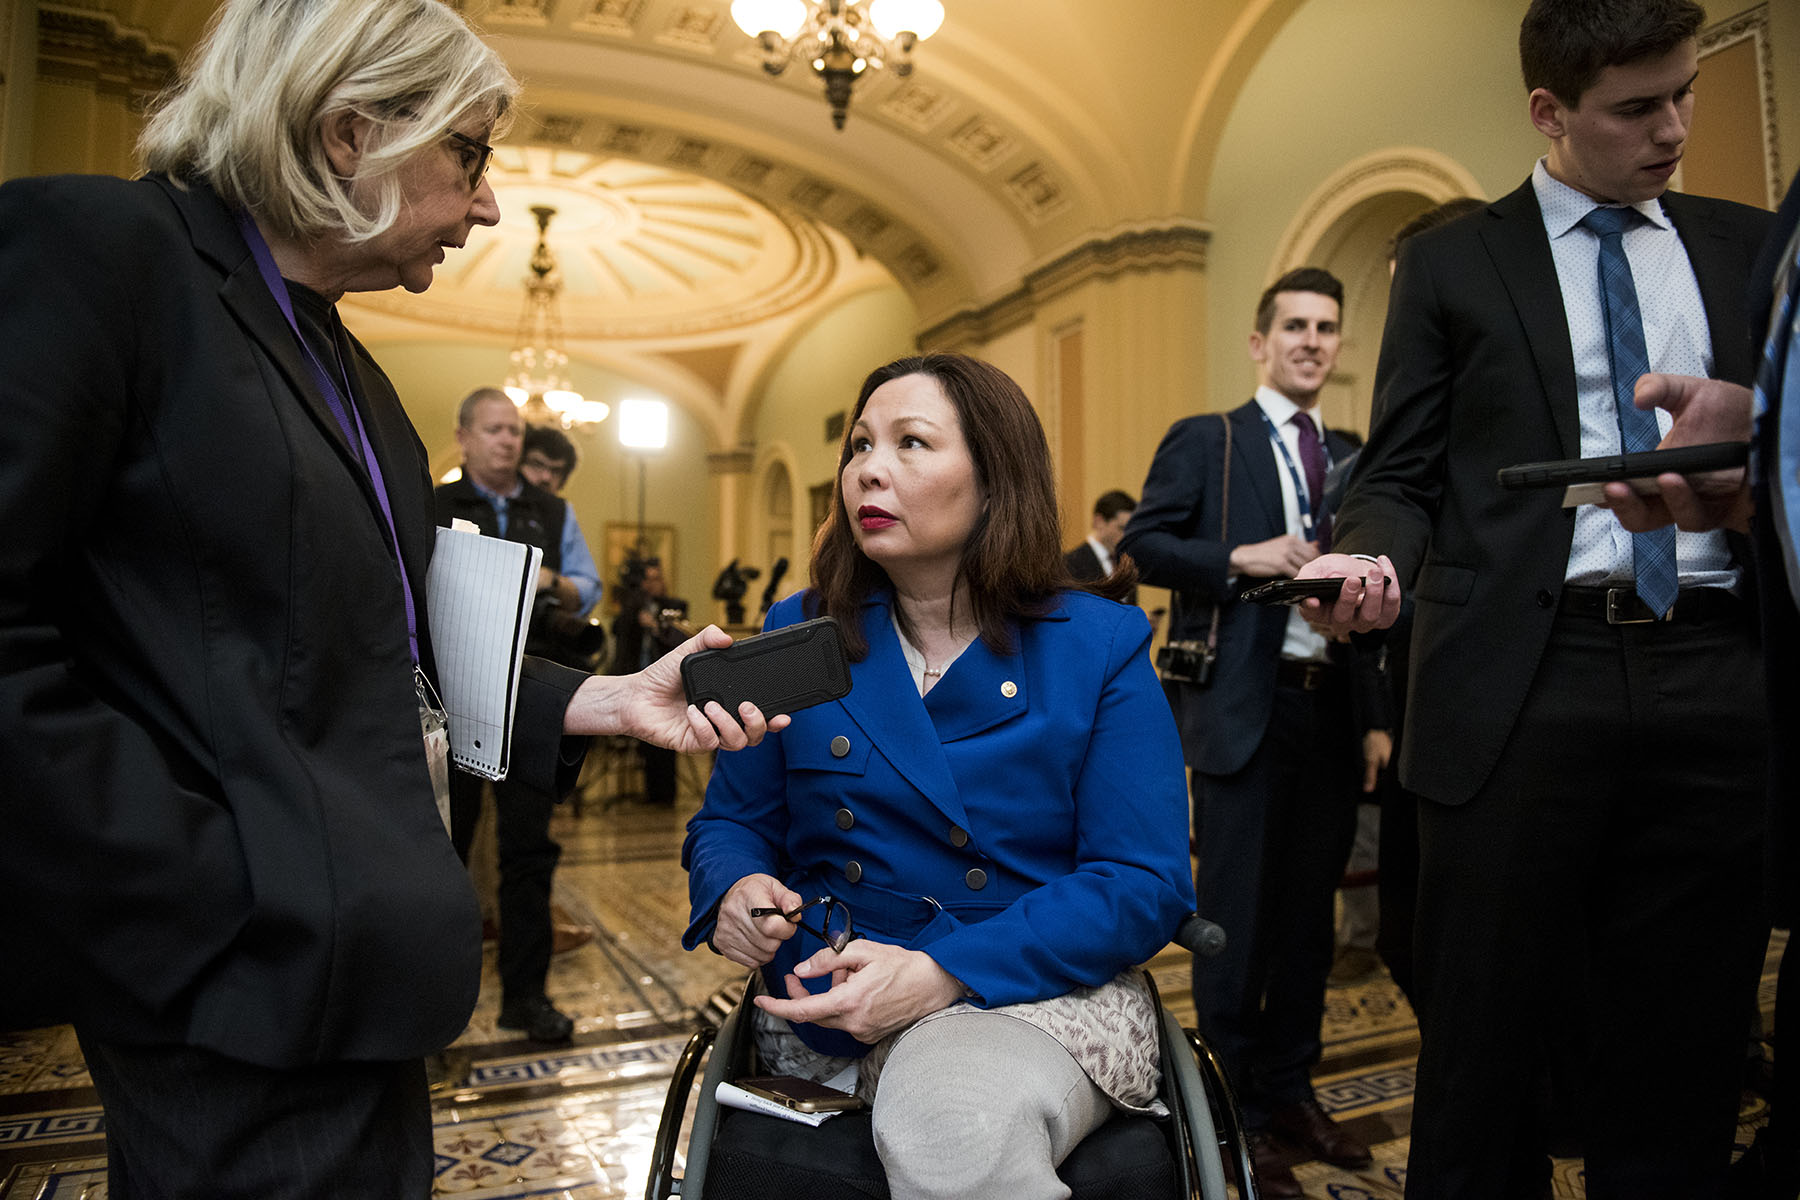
[1252,386,1331,662]
[1532,159,1736,590]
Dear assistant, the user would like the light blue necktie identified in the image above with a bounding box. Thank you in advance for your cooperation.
[1758,226,1800,605]
[1581,206,1678,617]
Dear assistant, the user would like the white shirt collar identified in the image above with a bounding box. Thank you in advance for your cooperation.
[1532,157,1671,241]
[1254,385,1320,437]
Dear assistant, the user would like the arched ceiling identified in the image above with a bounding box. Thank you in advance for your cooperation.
[352,147,843,338]
[118,0,1299,313]
[80,0,1316,441]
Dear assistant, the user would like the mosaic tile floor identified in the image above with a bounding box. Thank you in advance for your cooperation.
[0,754,1784,1198]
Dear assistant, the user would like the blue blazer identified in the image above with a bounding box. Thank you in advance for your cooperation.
[682,588,1195,1056]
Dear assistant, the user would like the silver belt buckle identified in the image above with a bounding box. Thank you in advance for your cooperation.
[1604,587,1661,625]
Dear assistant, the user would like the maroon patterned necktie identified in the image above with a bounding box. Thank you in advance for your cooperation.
[1291,411,1330,550]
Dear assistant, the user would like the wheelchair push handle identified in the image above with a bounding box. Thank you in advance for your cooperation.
[1175,913,1227,958]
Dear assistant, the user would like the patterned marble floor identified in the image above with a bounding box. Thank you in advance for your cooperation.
[0,751,1783,1198]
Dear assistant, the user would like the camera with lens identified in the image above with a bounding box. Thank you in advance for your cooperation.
[1155,639,1217,686]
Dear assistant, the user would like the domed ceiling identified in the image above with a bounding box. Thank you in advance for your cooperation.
[350,146,839,340]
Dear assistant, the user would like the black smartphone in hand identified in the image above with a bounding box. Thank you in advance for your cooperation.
[1495,442,1747,491]
[679,616,852,717]
[1238,577,1355,606]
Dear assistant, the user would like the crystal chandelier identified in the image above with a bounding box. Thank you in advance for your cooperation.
[503,205,608,430]
[730,0,945,130]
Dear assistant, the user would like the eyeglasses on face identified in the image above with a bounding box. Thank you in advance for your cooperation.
[749,895,861,953]
[446,129,493,191]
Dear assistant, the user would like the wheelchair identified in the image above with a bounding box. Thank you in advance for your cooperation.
[645,915,1259,1200]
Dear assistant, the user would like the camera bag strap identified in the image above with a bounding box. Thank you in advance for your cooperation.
[1205,414,1231,657]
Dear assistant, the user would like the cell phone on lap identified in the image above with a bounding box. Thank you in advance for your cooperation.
[733,1075,865,1113]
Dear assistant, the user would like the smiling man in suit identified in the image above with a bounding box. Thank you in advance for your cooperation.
[1298,2,1773,1196]
[1121,267,1381,1197]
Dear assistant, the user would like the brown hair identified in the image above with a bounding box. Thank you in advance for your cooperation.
[1254,267,1344,335]
[808,353,1136,660]
[1386,196,1487,264]
[1520,0,1703,107]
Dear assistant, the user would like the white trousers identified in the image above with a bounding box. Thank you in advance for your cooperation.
[870,1011,1112,1200]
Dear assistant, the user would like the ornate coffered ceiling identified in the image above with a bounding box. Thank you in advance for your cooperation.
[351,147,845,339]
[52,0,1295,340]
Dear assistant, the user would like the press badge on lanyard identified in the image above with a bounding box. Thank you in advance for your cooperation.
[417,666,453,836]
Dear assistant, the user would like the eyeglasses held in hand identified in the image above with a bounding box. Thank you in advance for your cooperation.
[749,895,861,953]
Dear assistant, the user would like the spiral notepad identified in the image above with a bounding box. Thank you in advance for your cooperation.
[426,521,541,780]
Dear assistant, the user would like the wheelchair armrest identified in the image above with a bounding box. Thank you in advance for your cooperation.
[1174,913,1227,959]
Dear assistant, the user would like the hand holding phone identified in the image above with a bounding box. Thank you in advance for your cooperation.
[1239,576,1359,606]
[679,616,852,718]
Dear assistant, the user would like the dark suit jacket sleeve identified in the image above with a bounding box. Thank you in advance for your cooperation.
[1330,237,1453,584]
[1118,415,1234,601]
[507,659,592,798]
[1752,172,1800,923]
[0,179,255,1027]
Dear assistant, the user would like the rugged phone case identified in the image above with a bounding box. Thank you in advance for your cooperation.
[679,615,852,716]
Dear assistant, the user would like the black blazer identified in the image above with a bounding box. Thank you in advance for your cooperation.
[1333,179,1772,805]
[0,174,587,1065]
[1750,171,1800,922]
[1121,399,1361,775]
[1064,541,1105,582]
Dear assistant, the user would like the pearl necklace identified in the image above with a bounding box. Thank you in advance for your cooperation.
[922,664,945,678]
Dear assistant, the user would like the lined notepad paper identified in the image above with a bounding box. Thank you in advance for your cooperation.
[426,521,541,780]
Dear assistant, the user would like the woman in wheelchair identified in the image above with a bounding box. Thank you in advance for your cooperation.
[681,353,1196,1199]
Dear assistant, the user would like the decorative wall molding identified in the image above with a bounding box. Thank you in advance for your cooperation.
[1698,3,1780,206]
[1005,161,1074,225]
[918,220,1211,349]
[707,448,756,476]
[1271,147,1482,277]
[36,5,177,101]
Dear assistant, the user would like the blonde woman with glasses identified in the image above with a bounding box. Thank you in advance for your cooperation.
[0,2,779,1194]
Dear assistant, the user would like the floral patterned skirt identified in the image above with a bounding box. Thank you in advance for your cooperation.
[753,967,1164,1114]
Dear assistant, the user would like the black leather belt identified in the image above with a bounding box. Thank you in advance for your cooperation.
[1558,585,1740,625]
[1275,658,1337,691]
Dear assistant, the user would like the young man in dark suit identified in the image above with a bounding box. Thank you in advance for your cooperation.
[1301,2,1773,1195]
[1121,268,1382,1197]
[1064,489,1137,583]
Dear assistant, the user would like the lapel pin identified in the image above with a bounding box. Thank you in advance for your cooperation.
[1000,681,1017,698]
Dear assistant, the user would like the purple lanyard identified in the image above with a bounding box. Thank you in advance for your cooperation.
[236,211,420,664]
